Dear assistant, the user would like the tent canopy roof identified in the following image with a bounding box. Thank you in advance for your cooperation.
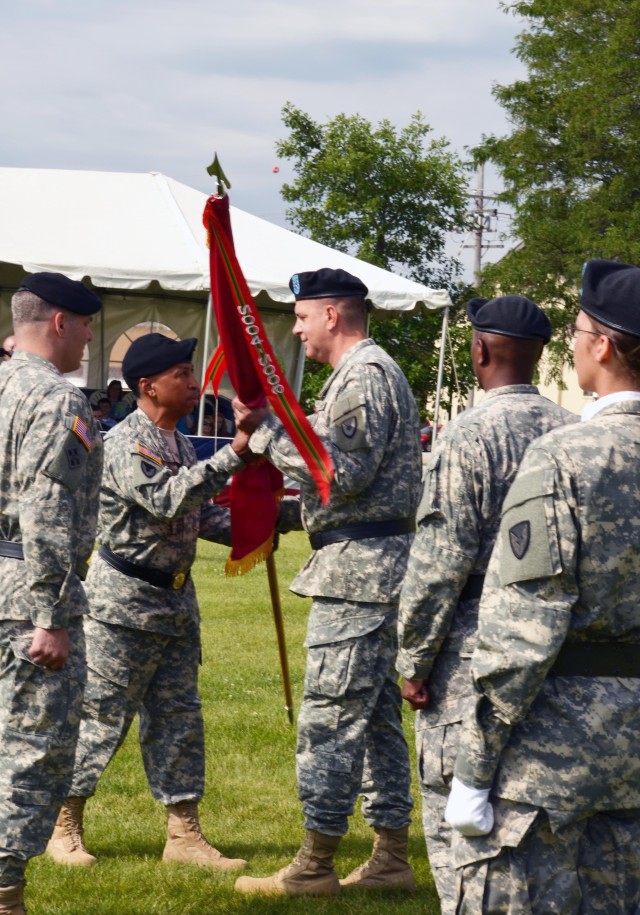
[0,167,451,313]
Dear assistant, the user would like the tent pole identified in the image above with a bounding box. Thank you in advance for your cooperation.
[431,306,449,448]
[99,305,105,387]
[292,339,306,400]
[197,294,214,435]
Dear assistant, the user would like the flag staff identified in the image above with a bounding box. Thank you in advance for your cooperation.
[266,552,294,724]
[205,153,295,723]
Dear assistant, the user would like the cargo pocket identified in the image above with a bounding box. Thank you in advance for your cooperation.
[7,637,72,736]
[82,648,130,725]
[305,642,353,700]
[418,722,459,789]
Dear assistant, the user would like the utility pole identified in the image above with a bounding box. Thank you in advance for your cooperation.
[462,164,505,410]
[464,163,504,286]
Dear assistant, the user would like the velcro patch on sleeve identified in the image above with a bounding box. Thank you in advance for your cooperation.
[44,428,89,486]
[498,465,560,585]
[130,444,165,487]
[330,391,369,451]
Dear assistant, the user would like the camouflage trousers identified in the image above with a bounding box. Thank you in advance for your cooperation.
[416,720,460,915]
[454,803,640,914]
[297,618,413,836]
[69,617,205,804]
[0,618,86,884]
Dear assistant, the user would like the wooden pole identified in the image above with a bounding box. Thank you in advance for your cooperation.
[266,553,294,724]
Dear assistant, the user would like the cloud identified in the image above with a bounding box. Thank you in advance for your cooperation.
[1,0,525,273]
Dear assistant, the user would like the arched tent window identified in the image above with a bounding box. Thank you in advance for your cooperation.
[109,321,180,382]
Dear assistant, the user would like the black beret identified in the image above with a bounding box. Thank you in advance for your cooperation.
[289,268,368,300]
[19,272,102,315]
[466,294,552,343]
[580,259,640,337]
[122,333,197,382]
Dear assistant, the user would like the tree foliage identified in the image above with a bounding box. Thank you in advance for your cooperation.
[476,0,640,372]
[276,103,474,413]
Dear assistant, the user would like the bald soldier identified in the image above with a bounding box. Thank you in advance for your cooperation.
[0,273,103,915]
[397,295,575,913]
[47,333,257,874]
[446,260,640,913]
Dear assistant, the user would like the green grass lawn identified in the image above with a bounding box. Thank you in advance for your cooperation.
[28,533,441,914]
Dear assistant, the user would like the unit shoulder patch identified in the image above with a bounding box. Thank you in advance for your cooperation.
[131,443,165,487]
[509,520,530,560]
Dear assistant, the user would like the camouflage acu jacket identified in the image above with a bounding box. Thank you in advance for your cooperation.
[86,407,241,635]
[0,352,103,628]
[455,400,640,814]
[397,385,575,689]
[249,338,422,604]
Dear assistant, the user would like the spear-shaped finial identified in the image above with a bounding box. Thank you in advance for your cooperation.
[206,153,231,196]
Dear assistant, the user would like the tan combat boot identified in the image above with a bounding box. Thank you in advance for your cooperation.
[162,801,248,870]
[46,797,96,867]
[339,826,416,893]
[0,880,26,915]
[234,830,340,896]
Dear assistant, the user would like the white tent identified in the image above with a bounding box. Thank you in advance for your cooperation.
[0,167,452,401]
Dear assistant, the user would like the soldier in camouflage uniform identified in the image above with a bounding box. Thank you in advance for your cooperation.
[233,267,422,897]
[0,273,103,915]
[47,333,256,874]
[446,259,640,913]
[396,295,575,913]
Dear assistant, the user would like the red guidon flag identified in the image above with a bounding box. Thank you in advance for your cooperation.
[203,193,334,575]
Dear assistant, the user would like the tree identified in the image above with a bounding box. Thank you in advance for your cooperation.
[476,0,640,374]
[276,104,474,412]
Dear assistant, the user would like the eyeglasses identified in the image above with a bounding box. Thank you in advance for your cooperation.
[567,322,604,339]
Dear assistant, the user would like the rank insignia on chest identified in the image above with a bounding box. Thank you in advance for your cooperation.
[509,520,530,559]
[341,417,357,438]
[72,416,92,450]
[135,444,163,465]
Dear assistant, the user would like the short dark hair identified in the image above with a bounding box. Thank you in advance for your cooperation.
[590,316,640,384]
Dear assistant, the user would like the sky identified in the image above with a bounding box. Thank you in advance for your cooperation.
[1,0,525,281]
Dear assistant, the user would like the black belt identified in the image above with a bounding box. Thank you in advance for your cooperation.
[98,545,190,591]
[550,641,640,677]
[309,518,415,551]
[460,573,485,602]
[0,540,24,560]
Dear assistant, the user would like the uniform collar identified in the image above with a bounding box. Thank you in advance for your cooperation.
[582,390,640,421]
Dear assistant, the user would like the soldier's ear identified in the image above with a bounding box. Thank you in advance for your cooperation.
[52,311,67,339]
[325,303,339,330]
[475,335,490,367]
[138,376,154,398]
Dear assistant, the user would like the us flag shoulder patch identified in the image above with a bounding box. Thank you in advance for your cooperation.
[72,416,92,451]
[135,444,163,465]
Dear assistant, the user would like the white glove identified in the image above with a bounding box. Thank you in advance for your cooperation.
[445,776,494,836]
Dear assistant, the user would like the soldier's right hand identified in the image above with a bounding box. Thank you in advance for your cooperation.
[232,397,270,433]
[29,626,70,670]
[401,678,430,711]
